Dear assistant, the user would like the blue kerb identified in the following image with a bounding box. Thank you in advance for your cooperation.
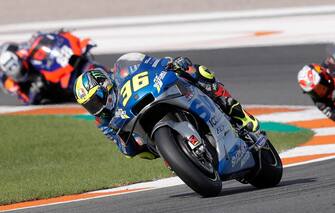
[260,121,304,133]
[72,114,95,121]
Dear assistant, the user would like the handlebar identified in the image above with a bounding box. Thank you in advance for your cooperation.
[168,67,218,101]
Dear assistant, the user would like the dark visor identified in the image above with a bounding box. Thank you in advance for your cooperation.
[82,87,108,115]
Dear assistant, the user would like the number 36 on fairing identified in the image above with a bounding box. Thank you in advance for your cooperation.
[120,71,150,106]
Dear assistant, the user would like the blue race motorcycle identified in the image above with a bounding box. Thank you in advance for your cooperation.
[111,55,283,197]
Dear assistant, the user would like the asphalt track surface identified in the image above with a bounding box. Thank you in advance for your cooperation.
[3,44,335,213]
[12,159,335,213]
[0,43,330,106]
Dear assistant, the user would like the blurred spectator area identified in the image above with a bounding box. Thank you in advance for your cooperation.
[1,0,335,25]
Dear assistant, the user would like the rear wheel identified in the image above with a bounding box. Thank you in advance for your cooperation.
[153,126,222,197]
[249,140,283,188]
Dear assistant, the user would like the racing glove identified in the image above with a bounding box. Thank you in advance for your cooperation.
[27,76,46,105]
[316,102,335,120]
[103,127,156,159]
[96,117,150,158]
[171,56,193,71]
[322,56,335,74]
[98,121,137,157]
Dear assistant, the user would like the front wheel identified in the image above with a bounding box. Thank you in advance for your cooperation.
[153,126,222,197]
[249,140,283,188]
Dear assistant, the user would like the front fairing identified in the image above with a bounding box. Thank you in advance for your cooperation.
[110,57,178,130]
[28,32,85,84]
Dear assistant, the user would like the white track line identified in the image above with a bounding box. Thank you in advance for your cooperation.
[88,176,184,194]
[0,104,80,114]
[0,106,39,114]
[256,108,327,122]
[280,144,335,158]
[313,127,335,136]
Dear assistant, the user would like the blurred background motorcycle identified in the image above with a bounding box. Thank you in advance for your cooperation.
[0,29,96,104]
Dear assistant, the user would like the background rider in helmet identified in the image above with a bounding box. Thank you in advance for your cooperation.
[0,41,34,103]
[297,63,335,120]
[0,30,87,104]
[74,53,260,159]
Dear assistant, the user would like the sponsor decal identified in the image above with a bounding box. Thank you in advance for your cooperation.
[31,60,42,65]
[190,98,211,122]
[216,124,229,136]
[152,59,160,68]
[190,95,215,122]
[153,71,167,92]
[78,88,87,99]
[46,34,55,40]
[187,135,201,149]
[129,64,139,73]
[188,135,199,145]
[177,81,194,100]
[216,125,225,135]
[209,116,218,127]
[91,71,104,78]
[115,108,130,119]
[184,89,194,100]
[231,142,248,168]
[53,45,73,67]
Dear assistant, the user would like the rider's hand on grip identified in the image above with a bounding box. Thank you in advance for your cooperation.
[316,102,334,118]
[323,56,335,73]
[322,106,333,118]
[172,57,192,71]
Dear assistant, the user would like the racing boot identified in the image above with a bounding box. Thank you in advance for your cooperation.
[223,97,259,132]
[195,65,260,133]
[133,135,159,160]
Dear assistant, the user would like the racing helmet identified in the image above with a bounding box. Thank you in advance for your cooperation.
[297,64,333,98]
[0,43,26,82]
[74,65,116,117]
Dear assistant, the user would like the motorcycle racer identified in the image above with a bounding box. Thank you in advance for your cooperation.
[298,63,335,120]
[0,29,92,104]
[74,53,260,159]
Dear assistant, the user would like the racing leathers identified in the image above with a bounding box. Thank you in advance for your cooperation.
[94,55,259,159]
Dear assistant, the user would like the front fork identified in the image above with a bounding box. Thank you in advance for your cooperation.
[151,112,218,174]
[236,128,269,183]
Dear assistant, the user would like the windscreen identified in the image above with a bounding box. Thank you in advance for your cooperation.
[113,52,146,85]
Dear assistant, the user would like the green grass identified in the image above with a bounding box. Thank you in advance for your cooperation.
[0,116,314,205]
[267,130,314,153]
